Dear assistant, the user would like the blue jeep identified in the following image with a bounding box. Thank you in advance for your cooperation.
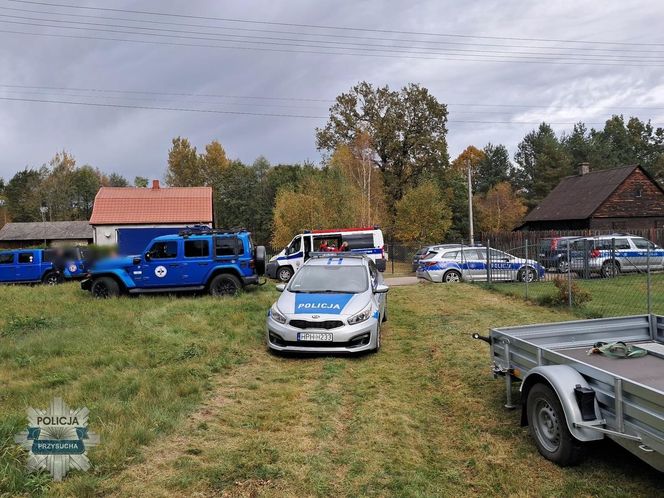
[0,249,61,285]
[81,228,266,298]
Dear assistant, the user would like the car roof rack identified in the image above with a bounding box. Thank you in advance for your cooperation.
[178,225,247,237]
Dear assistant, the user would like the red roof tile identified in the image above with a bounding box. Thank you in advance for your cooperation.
[89,185,212,224]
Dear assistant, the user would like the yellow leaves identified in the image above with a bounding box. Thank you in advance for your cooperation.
[394,181,452,244]
[450,145,486,174]
[474,182,527,232]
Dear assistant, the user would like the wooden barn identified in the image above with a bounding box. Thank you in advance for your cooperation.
[519,164,664,231]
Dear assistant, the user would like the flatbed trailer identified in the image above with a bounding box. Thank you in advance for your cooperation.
[473,314,664,471]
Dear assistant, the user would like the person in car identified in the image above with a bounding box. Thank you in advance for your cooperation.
[337,241,350,252]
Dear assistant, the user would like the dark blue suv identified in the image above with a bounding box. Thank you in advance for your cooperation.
[81,228,266,298]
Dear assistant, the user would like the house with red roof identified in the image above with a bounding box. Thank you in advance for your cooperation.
[89,180,213,246]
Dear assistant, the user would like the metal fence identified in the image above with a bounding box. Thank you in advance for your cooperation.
[386,238,664,318]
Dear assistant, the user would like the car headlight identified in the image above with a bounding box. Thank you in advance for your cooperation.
[348,305,373,325]
[270,304,287,324]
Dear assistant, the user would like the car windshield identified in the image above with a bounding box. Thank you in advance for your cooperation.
[288,265,368,294]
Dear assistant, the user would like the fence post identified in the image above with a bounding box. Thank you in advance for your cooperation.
[647,244,652,315]
[486,239,491,284]
[525,238,529,299]
[611,238,616,278]
[567,243,572,309]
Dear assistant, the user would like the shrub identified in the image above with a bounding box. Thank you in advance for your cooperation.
[551,277,592,307]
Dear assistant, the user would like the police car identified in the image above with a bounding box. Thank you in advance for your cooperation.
[266,254,388,354]
[568,234,664,277]
[266,227,387,282]
[416,246,545,283]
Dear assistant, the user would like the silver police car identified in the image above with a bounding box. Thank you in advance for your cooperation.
[266,254,388,354]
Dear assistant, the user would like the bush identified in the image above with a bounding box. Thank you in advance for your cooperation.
[550,277,592,307]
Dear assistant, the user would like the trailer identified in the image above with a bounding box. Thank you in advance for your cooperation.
[473,315,664,471]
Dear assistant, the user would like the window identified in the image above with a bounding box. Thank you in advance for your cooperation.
[215,237,240,257]
[18,253,34,264]
[489,249,509,260]
[635,186,643,198]
[441,251,458,260]
[614,238,631,250]
[368,261,379,288]
[633,238,655,250]
[0,253,13,264]
[343,233,375,250]
[185,239,210,258]
[286,236,301,255]
[148,241,178,259]
[462,249,483,260]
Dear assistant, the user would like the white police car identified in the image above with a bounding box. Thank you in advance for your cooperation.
[266,254,388,354]
[416,246,545,283]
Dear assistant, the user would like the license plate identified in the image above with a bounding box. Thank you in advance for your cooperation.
[297,332,333,342]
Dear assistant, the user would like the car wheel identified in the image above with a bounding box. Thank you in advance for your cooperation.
[518,267,537,282]
[277,266,293,282]
[443,270,462,283]
[601,260,620,278]
[209,274,241,296]
[42,271,61,286]
[527,383,584,466]
[557,260,569,273]
[91,276,120,298]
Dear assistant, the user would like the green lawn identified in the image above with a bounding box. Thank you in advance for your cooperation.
[485,273,664,318]
[0,282,662,497]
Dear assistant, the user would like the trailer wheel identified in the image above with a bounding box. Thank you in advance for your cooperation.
[526,383,584,466]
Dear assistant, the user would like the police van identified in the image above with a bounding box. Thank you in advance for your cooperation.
[266,227,386,282]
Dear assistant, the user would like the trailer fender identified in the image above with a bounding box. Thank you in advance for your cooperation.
[521,365,603,442]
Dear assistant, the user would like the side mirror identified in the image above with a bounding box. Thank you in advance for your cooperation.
[144,252,151,261]
[275,283,286,292]
[132,256,141,265]
[374,284,389,294]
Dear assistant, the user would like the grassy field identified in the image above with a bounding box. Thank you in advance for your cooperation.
[485,273,664,318]
[0,282,662,497]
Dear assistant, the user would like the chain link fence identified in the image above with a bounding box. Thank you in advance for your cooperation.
[387,236,664,318]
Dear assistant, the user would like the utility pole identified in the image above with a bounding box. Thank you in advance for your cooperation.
[40,205,48,247]
[467,160,475,245]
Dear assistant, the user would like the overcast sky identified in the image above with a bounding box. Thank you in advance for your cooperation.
[1,0,664,182]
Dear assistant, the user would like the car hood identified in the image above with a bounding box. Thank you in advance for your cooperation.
[269,249,286,262]
[276,290,369,317]
[92,255,137,271]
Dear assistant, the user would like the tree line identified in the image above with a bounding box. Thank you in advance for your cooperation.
[2,81,664,248]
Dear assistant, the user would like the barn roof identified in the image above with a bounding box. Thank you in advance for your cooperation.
[0,221,93,241]
[523,165,641,222]
[89,181,213,225]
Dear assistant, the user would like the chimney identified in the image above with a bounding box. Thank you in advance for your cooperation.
[152,179,160,190]
[578,162,590,176]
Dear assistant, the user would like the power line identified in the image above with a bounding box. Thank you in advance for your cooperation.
[2,23,664,68]
[0,95,641,126]
[4,4,662,55]
[3,83,664,113]
[2,9,664,61]
[9,0,664,47]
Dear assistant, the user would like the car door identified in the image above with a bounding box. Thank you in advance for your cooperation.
[461,249,486,281]
[182,238,212,285]
[368,261,385,318]
[631,238,663,270]
[141,240,182,287]
[16,251,40,282]
[0,252,16,282]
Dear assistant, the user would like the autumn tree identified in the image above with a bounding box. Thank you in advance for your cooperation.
[393,181,452,245]
[164,137,201,186]
[39,151,77,220]
[450,145,485,191]
[272,169,361,248]
[328,132,385,226]
[5,168,43,222]
[316,82,449,216]
[474,182,527,232]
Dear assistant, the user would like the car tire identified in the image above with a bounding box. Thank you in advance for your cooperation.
[527,383,584,466]
[209,273,241,296]
[518,266,537,282]
[557,260,569,273]
[601,260,620,278]
[443,270,462,283]
[91,276,120,298]
[42,271,61,286]
[277,266,293,282]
